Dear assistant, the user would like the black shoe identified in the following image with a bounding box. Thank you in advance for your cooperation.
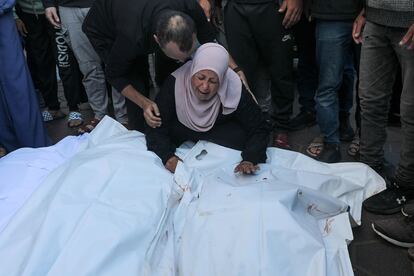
[372,215,414,248]
[288,111,316,131]
[315,143,341,163]
[339,112,355,142]
[363,181,414,214]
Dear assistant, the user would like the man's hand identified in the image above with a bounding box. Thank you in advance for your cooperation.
[45,7,61,27]
[141,98,162,128]
[234,161,259,175]
[15,19,28,37]
[279,0,303,29]
[352,9,366,44]
[400,23,414,50]
[198,0,211,22]
[165,156,180,173]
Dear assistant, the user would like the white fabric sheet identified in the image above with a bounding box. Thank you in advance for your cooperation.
[0,116,385,276]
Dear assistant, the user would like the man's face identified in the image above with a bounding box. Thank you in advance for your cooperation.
[155,34,197,62]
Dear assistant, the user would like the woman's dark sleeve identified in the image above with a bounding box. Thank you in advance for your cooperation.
[234,88,272,164]
[145,75,178,164]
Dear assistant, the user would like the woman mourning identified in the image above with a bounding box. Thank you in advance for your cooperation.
[146,43,271,174]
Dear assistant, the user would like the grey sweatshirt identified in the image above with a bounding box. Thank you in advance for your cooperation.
[366,0,414,28]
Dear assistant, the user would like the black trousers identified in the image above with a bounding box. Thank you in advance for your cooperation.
[18,11,86,111]
[293,17,318,114]
[224,1,294,130]
[19,12,59,110]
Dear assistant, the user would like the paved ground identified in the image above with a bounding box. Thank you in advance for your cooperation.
[45,88,413,276]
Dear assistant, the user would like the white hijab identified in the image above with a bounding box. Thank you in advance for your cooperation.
[172,43,242,132]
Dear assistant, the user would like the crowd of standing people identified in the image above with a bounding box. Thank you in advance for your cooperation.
[0,0,414,260]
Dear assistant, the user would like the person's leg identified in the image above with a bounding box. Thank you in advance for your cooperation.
[0,12,50,151]
[360,22,414,215]
[359,22,398,171]
[289,17,318,130]
[53,25,87,127]
[338,48,356,142]
[388,66,402,126]
[248,2,294,133]
[348,44,362,157]
[313,20,353,162]
[353,44,362,132]
[235,2,293,149]
[54,25,82,111]
[19,12,60,112]
[111,89,128,124]
[393,30,414,188]
[254,63,272,114]
[367,26,414,242]
[59,6,108,120]
[295,18,317,114]
[224,1,260,95]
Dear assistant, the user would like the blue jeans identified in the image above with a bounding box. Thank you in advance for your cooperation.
[315,20,355,144]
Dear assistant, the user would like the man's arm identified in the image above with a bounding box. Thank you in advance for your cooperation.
[105,35,162,127]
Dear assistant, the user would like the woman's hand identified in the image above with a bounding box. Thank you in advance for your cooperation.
[141,98,161,128]
[234,161,259,175]
[165,155,180,173]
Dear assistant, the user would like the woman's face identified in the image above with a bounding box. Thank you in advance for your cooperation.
[191,69,220,101]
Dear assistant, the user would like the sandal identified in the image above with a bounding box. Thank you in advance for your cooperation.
[67,111,84,128]
[42,109,66,122]
[77,118,100,134]
[347,137,360,157]
[306,136,324,157]
[0,146,6,158]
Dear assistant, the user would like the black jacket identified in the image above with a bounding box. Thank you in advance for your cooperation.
[145,75,271,165]
[82,0,216,92]
[311,0,363,21]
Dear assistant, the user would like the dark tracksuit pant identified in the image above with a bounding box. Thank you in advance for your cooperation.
[54,25,88,111]
[224,0,294,131]
[18,11,86,112]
